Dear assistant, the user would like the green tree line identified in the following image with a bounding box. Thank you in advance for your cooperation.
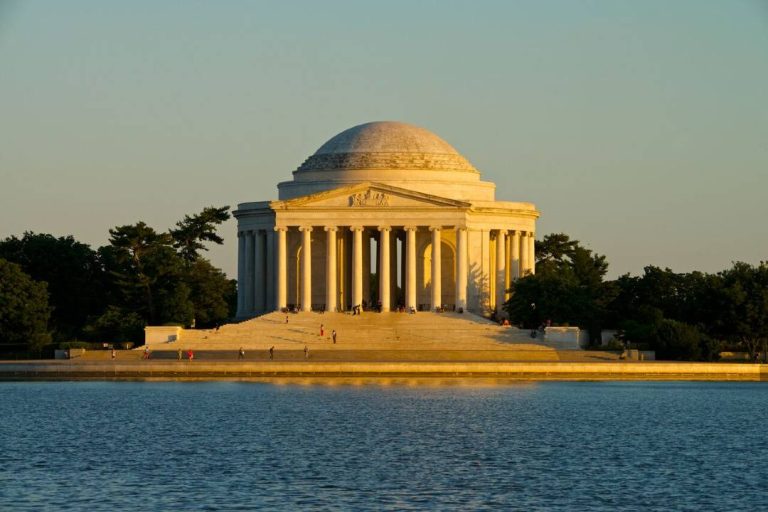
[505,233,768,361]
[0,207,235,355]
[3,224,766,361]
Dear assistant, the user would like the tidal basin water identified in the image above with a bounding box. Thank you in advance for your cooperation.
[1,381,767,511]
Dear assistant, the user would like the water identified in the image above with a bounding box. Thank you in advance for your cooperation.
[1,381,766,511]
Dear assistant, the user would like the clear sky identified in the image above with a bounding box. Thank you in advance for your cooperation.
[1,0,766,279]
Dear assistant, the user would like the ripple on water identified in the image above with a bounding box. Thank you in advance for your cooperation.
[0,381,767,511]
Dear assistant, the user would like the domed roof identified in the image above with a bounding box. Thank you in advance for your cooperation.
[296,121,477,173]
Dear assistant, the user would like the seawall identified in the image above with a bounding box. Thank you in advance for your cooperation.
[1,361,766,382]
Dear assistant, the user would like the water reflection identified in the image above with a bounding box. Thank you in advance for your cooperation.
[264,377,541,388]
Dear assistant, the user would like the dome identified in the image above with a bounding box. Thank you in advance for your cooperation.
[278,121,495,201]
[295,121,477,173]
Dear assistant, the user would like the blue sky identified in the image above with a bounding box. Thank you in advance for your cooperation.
[1,0,766,278]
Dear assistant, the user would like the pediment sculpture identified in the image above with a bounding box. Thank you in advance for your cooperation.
[349,190,389,207]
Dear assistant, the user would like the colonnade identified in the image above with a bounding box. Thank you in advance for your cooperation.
[495,229,536,314]
[237,225,535,318]
[237,228,276,316]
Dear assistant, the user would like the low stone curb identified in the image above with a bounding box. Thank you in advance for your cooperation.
[0,361,766,382]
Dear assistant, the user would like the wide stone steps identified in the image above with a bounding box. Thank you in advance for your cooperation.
[167,311,586,353]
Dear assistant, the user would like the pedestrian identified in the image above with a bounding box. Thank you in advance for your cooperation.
[269,346,274,360]
[177,348,182,361]
[304,345,309,359]
[111,348,116,360]
[320,324,324,337]
[143,346,150,360]
[187,349,194,361]
[238,347,245,360]
[285,314,289,324]
[332,330,337,344]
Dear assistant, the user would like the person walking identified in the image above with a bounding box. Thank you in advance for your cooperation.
[143,346,150,360]
[332,330,337,344]
[111,348,116,360]
[187,349,194,361]
[238,347,245,360]
[320,324,324,337]
[269,346,274,360]
[177,348,183,361]
[285,314,289,324]
[304,345,309,359]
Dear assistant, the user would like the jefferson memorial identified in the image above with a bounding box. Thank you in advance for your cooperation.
[234,122,538,319]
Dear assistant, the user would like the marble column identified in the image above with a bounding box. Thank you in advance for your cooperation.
[300,226,312,312]
[520,231,529,277]
[265,229,275,311]
[254,230,265,314]
[495,229,506,313]
[430,227,442,310]
[390,232,398,309]
[275,227,287,310]
[378,226,391,312]
[510,230,521,280]
[362,230,371,305]
[324,226,337,312]
[351,226,364,309]
[405,227,417,311]
[504,232,511,300]
[528,232,536,275]
[456,227,468,311]
[481,229,491,312]
[236,231,245,316]
[244,230,255,314]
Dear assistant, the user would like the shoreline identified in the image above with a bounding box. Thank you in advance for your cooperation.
[1,360,766,382]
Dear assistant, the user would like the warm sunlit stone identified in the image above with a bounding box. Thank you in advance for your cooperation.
[234,121,539,318]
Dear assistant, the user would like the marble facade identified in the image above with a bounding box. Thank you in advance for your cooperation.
[234,122,538,318]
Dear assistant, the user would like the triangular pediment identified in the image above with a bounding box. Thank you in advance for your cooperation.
[271,182,470,209]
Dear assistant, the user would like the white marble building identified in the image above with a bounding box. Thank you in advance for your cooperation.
[234,122,538,318]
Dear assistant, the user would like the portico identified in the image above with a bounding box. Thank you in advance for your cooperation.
[234,122,539,318]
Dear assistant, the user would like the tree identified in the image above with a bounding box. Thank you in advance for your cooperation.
[711,262,768,358]
[92,207,234,335]
[0,233,106,341]
[506,271,578,329]
[82,305,145,343]
[184,259,236,327]
[505,233,614,340]
[0,259,52,353]
[170,206,230,262]
[99,222,193,326]
[534,233,577,270]
[652,319,707,361]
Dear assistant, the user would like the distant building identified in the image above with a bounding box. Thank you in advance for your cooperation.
[234,121,538,318]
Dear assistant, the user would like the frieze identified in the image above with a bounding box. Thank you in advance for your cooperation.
[297,152,476,172]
